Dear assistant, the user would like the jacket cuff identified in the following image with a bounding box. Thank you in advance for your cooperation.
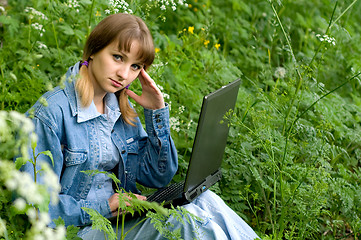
[143,103,170,137]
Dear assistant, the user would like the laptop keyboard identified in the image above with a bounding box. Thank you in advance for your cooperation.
[147,181,185,203]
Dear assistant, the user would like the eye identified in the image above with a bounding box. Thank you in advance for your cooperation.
[131,64,142,71]
[113,54,123,61]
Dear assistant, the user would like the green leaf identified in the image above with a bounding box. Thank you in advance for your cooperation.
[66,225,83,240]
[58,25,75,35]
[14,157,28,170]
[39,150,54,167]
[82,207,116,240]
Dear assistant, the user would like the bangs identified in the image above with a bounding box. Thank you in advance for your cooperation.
[83,13,155,68]
[117,31,155,68]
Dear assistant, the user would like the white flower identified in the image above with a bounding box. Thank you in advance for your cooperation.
[27,208,37,220]
[187,119,193,129]
[0,6,5,12]
[13,198,27,211]
[160,5,166,10]
[163,93,170,99]
[274,67,286,79]
[33,234,45,240]
[41,163,61,205]
[0,218,6,237]
[316,33,336,46]
[25,7,48,20]
[23,118,35,133]
[178,106,185,114]
[169,117,181,132]
[5,178,17,190]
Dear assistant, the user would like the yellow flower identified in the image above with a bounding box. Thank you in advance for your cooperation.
[204,40,210,46]
[59,18,64,22]
[188,26,194,34]
[155,48,160,53]
[96,11,101,17]
[188,4,192,8]
[215,43,221,50]
[194,8,198,12]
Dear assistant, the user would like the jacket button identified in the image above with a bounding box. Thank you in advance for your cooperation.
[111,129,114,133]
[121,150,126,154]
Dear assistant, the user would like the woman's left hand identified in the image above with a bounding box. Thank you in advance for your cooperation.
[125,69,166,110]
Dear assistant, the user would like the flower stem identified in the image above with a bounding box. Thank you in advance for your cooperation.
[87,0,96,37]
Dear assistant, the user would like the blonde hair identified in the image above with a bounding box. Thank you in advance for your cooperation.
[76,13,155,125]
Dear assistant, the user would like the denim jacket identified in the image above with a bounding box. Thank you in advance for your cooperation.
[22,62,178,227]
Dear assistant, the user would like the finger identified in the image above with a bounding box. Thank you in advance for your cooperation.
[134,194,147,201]
[125,89,142,104]
[139,69,158,90]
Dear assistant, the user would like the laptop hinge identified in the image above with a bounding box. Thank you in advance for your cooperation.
[184,169,222,202]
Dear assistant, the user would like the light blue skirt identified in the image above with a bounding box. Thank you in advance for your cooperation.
[78,190,260,240]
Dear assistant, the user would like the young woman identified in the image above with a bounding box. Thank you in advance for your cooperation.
[23,13,259,239]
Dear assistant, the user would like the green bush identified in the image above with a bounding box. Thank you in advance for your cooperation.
[1,0,361,239]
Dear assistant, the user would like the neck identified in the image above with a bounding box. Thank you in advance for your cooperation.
[93,95,105,114]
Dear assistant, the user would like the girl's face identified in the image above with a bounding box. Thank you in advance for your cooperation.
[88,40,144,98]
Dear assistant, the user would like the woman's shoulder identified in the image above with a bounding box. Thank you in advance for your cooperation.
[27,84,74,125]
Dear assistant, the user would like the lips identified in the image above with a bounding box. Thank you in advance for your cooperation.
[110,79,122,88]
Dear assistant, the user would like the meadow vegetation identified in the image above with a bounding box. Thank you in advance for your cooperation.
[1,0,361,239]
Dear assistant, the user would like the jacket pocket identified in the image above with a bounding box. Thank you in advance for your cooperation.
[61,148,88,193]
[64,148,87,166]
[126,138,139,154]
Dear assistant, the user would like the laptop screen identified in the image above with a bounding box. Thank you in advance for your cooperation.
[184,79,241,194]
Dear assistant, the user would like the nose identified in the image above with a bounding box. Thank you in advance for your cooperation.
[116,64,129,80]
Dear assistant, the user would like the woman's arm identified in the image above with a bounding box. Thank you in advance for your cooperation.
[135,104,178,188]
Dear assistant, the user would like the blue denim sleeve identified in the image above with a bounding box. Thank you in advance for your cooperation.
[136,103,178,188]
[21,116,112,227]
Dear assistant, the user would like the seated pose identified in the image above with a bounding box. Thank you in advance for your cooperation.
[22,13,260,239]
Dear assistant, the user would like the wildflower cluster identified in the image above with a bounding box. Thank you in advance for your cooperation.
[0,111,65,239]
[105,0,133,14]
[25,7,48,37]
[65,0,81,13]
[169,106,193,132]
[0,160,65,240]
[0,111,34,160]
[157,84,170,100]
[316,33,336,46]
[151,0,188,11]
[25,7,48,21]
[37,41,48,50]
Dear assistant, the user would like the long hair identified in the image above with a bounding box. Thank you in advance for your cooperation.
[76,13,155,125]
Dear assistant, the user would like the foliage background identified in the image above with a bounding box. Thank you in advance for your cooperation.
[1,0,361,239]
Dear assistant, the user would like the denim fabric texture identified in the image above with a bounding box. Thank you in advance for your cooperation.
[21,62,178,227]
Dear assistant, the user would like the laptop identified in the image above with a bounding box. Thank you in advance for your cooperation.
[147,78,241,206]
